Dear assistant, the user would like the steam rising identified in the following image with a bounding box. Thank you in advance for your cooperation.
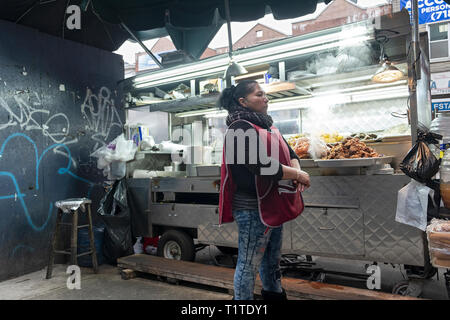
[306,42,374,75]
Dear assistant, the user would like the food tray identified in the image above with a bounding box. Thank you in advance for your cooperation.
[195,165,221,176]
[299,159,318,168]
[315,156,393,168]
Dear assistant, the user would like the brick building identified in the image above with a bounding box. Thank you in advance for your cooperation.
[292,0,392,36]
[214,23,288,54]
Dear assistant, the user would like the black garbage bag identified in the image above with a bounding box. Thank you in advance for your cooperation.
[400,129,442,183]
[98,179,133,264]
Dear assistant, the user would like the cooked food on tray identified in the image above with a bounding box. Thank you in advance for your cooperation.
[349,132,380,142]
[291,137,311,159]
[288,135,328,159]
[320,132,344,144]
[323,137,380,159]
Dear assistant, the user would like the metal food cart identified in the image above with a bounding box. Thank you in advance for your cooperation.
[123,10,449,296]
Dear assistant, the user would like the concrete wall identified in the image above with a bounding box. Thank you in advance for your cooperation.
[0,19,125,281]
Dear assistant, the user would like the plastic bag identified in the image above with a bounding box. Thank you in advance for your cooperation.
[98,179,133,264]
[395,179,433,231]
[91,134,137,180]
[77,226,106,267]
[399,129,442,183]
[308,135,328,159]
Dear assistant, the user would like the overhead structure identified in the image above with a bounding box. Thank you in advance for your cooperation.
[223,0,248,86]
[0,0,333,58]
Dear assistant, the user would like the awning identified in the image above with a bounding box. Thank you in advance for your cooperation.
[0,0,333,58]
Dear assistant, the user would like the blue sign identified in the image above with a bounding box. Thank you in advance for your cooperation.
[432,100,450,111]
[401,0,450,24]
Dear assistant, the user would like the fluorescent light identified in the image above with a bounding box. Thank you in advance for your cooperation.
[134,58,228,83]
[312,80,407,97]
[267,85,409,111]
[135,65,227,88]
[239,35,372,68]
[203,111,228,118]
[133,25,374,89]
[176,108,221,118]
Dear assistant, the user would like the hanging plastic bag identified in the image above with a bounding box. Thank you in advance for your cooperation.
[395,179,433,231]
[399,129,442,183]
[98,179,133,264]
[91,134,137,180]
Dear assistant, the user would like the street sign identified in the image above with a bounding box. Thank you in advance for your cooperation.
[401,0,450,24]
[432,99,450,111]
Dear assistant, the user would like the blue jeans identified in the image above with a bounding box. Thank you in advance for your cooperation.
[232,209,283,300]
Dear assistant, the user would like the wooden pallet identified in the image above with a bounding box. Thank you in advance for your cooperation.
[117,254,423,300]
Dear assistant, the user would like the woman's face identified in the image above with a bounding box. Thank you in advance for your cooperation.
[238,84,269,114]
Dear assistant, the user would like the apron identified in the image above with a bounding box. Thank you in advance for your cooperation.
[219,120,304,227]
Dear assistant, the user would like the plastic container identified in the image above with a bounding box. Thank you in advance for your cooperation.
[77,227,105,267]
[430,112,450,151]
[440,149,450,209]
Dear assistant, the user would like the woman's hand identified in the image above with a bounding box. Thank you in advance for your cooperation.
[293,169,310,192]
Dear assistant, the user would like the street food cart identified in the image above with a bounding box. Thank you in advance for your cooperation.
[122,11,449,296]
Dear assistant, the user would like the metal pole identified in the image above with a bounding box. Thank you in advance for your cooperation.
[409,0,420,145]
[224,0,233,87]
[121,22,163,69]
[224,0,233,61]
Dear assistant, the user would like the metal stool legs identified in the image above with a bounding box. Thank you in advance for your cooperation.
[46,202,98,279]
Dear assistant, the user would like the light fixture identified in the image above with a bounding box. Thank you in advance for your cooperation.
[132,25,373,89]
[223,0,247,81]
[372,35,404,83]
[174,84,409,116]
[372,60,405,83]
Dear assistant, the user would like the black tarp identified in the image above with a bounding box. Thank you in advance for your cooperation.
[0,0,333,57]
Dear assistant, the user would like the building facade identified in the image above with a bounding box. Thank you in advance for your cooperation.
[292,0,392,36]
[393,0,450,111]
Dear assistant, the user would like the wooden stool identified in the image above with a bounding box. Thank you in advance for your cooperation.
[46,198,98,279]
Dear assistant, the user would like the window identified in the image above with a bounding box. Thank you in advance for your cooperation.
[256,30,263,38]
[268,110,300,136]
[429,22,449,60]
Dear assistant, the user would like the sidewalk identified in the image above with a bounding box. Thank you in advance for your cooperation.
[0,264,232,300]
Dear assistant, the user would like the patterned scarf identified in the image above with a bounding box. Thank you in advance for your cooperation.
[226,104,274,130]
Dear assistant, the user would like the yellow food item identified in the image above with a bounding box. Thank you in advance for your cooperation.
[287,134,305,148]
[320,133,344,144]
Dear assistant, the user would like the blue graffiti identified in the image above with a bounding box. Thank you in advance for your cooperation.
[11,244,35,257]
[0,133,95,232]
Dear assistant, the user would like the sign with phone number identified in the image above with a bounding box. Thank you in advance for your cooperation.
[400,0,450,24]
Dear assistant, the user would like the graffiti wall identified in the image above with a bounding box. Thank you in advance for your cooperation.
[0,19,124,280]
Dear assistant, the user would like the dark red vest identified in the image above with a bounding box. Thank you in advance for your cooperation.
[219,120,304,227]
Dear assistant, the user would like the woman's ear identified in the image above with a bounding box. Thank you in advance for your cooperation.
[238,97,246,107]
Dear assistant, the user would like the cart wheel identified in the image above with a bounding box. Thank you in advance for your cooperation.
[216,246,238,256]
[392,280,423,297]
[392,281,410,296]
[157,230,195,261]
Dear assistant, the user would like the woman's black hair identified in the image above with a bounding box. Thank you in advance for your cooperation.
[216,80,258,113]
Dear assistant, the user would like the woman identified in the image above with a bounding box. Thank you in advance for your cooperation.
[217,80,310,300]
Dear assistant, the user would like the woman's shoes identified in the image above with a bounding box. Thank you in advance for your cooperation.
[260,288,287,300]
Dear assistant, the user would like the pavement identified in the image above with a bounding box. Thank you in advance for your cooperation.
[0,263,232,300]
[0,245,448,300]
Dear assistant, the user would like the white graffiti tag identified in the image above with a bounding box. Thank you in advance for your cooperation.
[0,91,77,167]
[81,87,122,151]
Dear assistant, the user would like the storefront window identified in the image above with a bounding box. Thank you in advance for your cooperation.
[429,22,449,60]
